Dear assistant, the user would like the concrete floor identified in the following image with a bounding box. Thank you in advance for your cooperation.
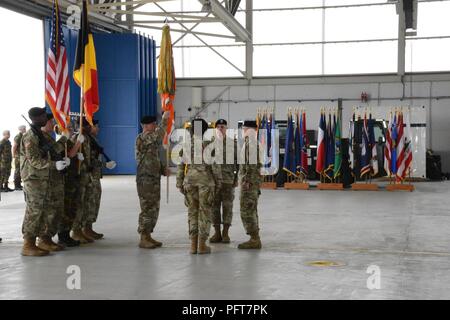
[1,176,450,300]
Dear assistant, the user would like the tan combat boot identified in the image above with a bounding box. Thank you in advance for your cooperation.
[71,229,91,244]
[198,237,211,254]
[22,237,49,257]
[222,224,231,243]
[190,235,198,254]
[139,233,157,249]
[147,234,162,247]
[37,235,64,252]
[238,231,262,249]
[83,224,104,240]
[209,225,222,243]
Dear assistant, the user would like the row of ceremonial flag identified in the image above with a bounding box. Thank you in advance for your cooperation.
[257,109,279,175]
[45,0,174,146]
[277,107,413,182]
[315,109,342,180]
[282,109,309,179]
[384,109,413,181]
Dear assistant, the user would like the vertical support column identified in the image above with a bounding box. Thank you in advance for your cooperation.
[397,1,406,76]
[322,0,326,75]
[245,0,253,81]
[126,0,133,31]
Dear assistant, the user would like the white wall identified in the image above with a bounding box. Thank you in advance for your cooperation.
[174,76,450,173]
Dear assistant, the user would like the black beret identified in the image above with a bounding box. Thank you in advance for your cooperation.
[46,113,54,120]
[243,120,257,128]
[28,107,46,118]
[215,119,227,126]
[190,118,209,136]
[141,115,157,124]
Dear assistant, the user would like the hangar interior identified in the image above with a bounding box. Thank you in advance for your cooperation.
[1,0,450,300]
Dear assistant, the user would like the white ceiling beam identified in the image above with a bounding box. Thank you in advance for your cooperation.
[198,0,250,42]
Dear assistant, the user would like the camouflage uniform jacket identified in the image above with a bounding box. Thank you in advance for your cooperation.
[42,132,67,179]
[176,137,223,188]
[239,136,262,187]
[135,117,168,182]
[0,139,12,164]
[19,130,56,181]
[211,136,239,185]
[13,133,23,159]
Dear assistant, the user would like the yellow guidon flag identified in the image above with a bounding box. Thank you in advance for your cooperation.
[73,0,99,126]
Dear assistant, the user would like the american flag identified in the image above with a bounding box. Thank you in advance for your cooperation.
[45,0,70,131]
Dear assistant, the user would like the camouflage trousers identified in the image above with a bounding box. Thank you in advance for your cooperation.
[184,185,215,240]
[22,179,49,238]
[43,173,64,237]
[240,187,260,235]
[14,157,21,187]
[137,177,160,234]
[61,175,80,232]
[212,183,235,226]
[72,173,92,230]
[86,178,102,225]
[0,164,11,184]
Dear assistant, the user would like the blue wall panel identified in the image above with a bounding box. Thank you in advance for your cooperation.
[44,21,157,174]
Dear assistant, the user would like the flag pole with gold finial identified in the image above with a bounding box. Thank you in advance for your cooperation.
[158,23,176,204]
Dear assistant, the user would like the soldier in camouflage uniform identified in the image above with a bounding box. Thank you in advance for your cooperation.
[0,130,13,192]
[71,119,96,244]
[83,120,116,240]
[58,122,84,247]
[209,119,239,244]
[135,112,169,249]
[20,107,69,256]
[13,125,26,190]
[177,118,222,254]
[238,120,262,249]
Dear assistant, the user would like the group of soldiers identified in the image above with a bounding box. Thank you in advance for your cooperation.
[19,107,116,257]
[4,106,262,256]
[136,112,262,254]
[0,126,26,192]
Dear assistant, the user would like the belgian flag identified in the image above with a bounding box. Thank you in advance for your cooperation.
[73,0,99,125]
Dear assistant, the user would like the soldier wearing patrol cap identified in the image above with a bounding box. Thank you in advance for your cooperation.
[135,112,169,249]
[209,119,239,244]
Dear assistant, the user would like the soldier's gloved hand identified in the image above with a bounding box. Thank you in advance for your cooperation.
[77,153,84,161]
[77,134,85,144]
[106,161,117,170]
[56,161,66,171]
[64,157,71,167]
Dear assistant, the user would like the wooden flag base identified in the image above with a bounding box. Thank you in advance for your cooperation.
[317,183,344,190]
[284,182,310,190]
[351,183,379,191]
[386,184,415,192]
[261,182,277,190]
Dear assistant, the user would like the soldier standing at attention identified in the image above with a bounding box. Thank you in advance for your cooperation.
[209,119,239,244]
[71,119,96,244]
[238,120,262,249]
[83,120,116,240]
[20,107,69,256]
[176,118,222,254]
[13,125,26,190]
[0,130,13,192]
[58,122,84,247]
[135,111,169,249]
